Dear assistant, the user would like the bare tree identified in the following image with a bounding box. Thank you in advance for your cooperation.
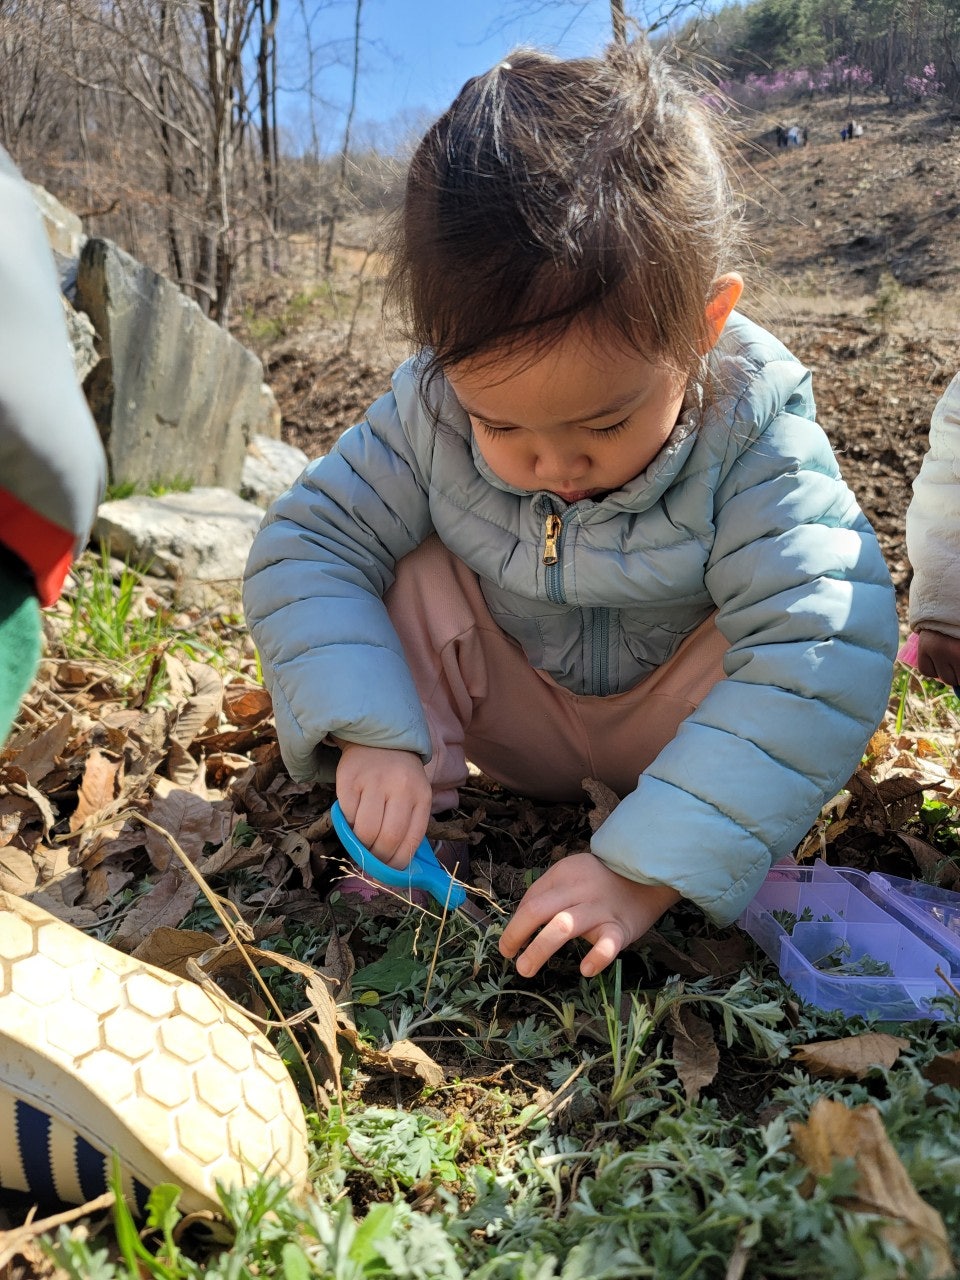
[323,0,362,274]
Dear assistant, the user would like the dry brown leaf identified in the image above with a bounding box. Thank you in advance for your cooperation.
[581,776,619,830]
[304,971,344,1090]
[223,684,273,727]
[24,890,99,930]
[794,1032,909,1080]
[69,749,121,833]
[867,728,894,759]
[197,831,271,877]
[791,1097,952,1277]
[375,1038,444,1088]
[897,832,960,889]
[335,1023,445,1089]
[171,663,224,748]
[166,739,202,788]
[55,660,112,689]
[132,926,220,977]
[687,935,753,978]
[142,786,232,869]
[163,653,195,706]
[324,930,355,992]
[671,1006,720,1100]
[279,831,313,889]
[6,777,57,834]
[0,799,25,849]
[205,751,256,786]
[922,1049,960,1091]
[110,868,199,951]
[3,711,73,785]
[847,769,935,831]
[0,846,39,895]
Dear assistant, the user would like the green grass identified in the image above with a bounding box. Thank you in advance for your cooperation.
[105,477,195,502]
[57,545,244,700]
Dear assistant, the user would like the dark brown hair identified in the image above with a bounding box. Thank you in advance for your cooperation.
[385,40,742,385]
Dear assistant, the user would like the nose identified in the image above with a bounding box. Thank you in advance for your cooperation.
[533,443,590,485]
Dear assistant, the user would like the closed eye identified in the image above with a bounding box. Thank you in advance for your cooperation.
[589,417,630,438]
[475,416,631,440]
[475,420,514,440]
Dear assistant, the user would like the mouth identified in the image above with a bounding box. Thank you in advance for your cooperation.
[553,488,599,503]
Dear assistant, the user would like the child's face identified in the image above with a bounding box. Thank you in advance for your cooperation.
[447,325,689,502]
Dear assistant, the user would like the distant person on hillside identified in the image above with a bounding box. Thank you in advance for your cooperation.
[900,373,960,691]
[244,41,898,981]
[0,145,307,1220]
[776,124,787,148]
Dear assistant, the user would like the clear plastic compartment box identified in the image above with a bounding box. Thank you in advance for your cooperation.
[738,860,960,1020]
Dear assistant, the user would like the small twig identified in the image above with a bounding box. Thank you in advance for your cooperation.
[724,1226,753,1280]
[0,1191,115,1267]
[935,964,960,1000]
[503,1060,588,1140]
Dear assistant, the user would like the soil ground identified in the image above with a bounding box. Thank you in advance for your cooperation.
[235,91,960,608]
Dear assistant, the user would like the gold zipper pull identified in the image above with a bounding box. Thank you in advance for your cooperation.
[542,513,562,565]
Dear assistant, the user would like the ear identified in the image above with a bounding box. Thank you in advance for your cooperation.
[702,273,744,351]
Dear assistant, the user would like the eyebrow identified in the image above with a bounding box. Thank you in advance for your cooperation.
[456,388,641,428]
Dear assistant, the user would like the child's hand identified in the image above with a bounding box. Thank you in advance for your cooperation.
[334,742,432,869]
[917,629,960,691]
[498,852,681,978]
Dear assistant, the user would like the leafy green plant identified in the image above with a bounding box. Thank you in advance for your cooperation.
[64,546,170,675]
[319,1105,464,1190]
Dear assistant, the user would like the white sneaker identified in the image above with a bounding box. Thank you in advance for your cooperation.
[0,891,310,1215]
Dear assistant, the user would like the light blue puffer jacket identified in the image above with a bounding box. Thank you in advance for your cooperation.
[244,313,898,924]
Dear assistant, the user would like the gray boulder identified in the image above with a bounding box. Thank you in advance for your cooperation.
[77,239,274,492]
[30,182,84,296]
[62,297,98,383]
[93,488,264,583]
[242,435,310,508]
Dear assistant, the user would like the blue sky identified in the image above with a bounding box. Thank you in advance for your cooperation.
[280,0,628,152]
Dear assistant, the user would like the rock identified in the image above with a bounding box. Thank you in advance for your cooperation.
[92,488,265,583]
[62,297,98,383]
[76,238,272,492]
[259,382,282,440]
[241,435,310,508]
[30,181,85,299]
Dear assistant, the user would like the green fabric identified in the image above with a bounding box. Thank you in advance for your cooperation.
[0,558,40,743]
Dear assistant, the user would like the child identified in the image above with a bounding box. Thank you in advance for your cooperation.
[902,372,960,689]
[243,42,899,981]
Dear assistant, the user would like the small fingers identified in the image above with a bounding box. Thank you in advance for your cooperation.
[515,910,583,978]
[579,930,623,978]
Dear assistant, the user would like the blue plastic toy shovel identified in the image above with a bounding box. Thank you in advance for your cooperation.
[330,801,493,927]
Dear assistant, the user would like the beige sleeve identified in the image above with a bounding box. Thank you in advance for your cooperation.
[906,372,960,638]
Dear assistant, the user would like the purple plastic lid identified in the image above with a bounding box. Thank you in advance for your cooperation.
[739,859,952,1020]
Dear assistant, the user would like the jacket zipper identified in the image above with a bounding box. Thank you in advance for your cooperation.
[542,514,562,566]
[541,506,609,694]
[542,512,566,603]
[590,608,609,696]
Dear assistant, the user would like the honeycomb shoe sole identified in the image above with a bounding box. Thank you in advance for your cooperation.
[0,891,309,1215]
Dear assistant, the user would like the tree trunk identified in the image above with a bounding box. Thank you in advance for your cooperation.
[323,0,362,274]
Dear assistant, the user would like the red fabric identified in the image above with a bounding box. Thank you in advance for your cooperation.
[0,488,75,607]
